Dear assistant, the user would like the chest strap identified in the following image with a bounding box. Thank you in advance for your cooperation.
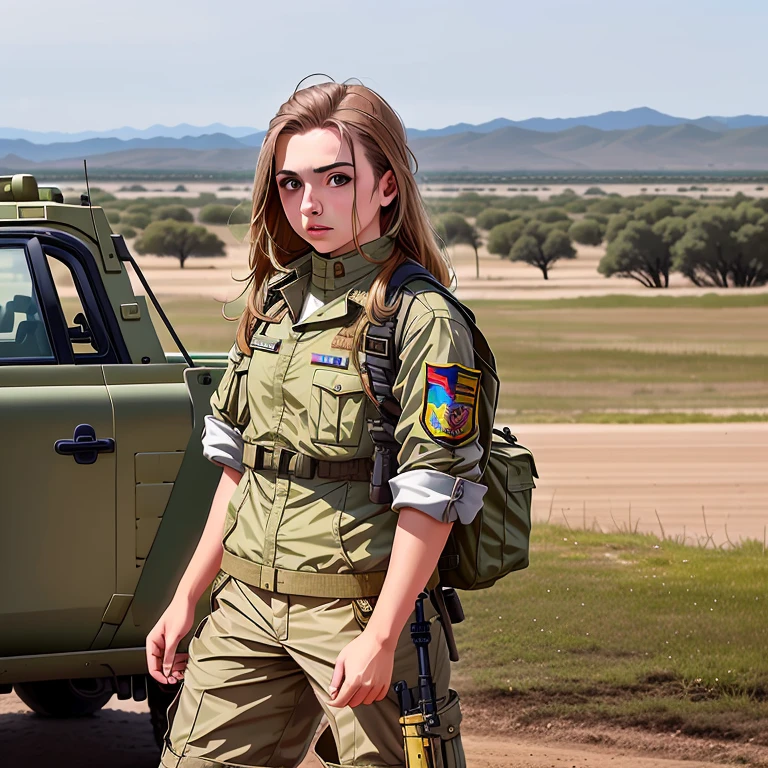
[242,443,372,482]
[221,550,440,598]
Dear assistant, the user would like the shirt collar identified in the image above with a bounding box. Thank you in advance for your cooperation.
[310,234,395,298]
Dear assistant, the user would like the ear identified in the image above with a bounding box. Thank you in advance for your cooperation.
[378,169,398,207]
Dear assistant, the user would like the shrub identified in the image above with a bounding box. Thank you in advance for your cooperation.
[152,204,194,223]
[124,212,151,229]
[475,208,513,230]
[199,203,238,225]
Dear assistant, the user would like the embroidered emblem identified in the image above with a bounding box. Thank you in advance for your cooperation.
[348,289,368,306]
[352,597,377,630]
[311,352,350,369]
[249,333,282,353]
[420,362,481,446]
[333,261,345,278]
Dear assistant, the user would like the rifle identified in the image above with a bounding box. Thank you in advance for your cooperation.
[393,591,442,768]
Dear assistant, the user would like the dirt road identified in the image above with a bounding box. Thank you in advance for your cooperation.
[0,691,741,768]
[512,421,768,546]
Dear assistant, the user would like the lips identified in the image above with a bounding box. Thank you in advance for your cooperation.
[307,225,332,232]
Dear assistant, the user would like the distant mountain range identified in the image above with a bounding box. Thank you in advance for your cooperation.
[4,108,768,172]
[4,107,768,145]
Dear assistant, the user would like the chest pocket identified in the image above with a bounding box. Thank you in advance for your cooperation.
[309,369,367,446]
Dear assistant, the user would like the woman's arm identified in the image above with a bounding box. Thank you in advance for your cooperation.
[327,506,452,708]
[170,464,243,607]
[365,506,452,648]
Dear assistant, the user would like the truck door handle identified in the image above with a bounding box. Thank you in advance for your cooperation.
[54,423,116,465]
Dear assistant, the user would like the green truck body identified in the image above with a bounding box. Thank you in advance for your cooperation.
[0,173,227,742]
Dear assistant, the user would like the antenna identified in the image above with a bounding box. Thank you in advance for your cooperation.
[83,159,106,260]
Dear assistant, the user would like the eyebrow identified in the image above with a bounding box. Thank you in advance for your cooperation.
[276,161,354,177]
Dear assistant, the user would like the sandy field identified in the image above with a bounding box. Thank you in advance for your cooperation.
[124,230,768,303]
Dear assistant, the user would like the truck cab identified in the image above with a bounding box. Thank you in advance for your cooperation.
[0,173,227,745]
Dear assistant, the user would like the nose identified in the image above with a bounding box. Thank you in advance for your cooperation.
[300,185,321,217]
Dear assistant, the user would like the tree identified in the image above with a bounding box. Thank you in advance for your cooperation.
[135,221,226,268]
[672,205,768,287]
[199,203,238,224]
[569,218,604,246]
[599,217,685,288]
[486,217,529,256]
[435,213,483,278]
[633,198,676,224]
[533,207,569,223]
[124,212,151,230]
[509,224,576,279]
[152,204,194,223]
[475,208,513,230]
[605,212,633,244]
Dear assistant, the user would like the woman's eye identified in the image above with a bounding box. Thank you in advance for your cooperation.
[280,178,301,191]
[329,174,351,187]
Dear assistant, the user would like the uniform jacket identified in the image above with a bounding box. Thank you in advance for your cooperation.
[202,234,494,588]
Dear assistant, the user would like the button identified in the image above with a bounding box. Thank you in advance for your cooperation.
[334,384,342,392]
[448,725,455,734]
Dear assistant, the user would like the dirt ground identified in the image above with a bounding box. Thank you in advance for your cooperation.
[1,690,757,768]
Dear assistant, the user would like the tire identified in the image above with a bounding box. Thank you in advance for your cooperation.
[146,676,182,750]
[14,677,113,717]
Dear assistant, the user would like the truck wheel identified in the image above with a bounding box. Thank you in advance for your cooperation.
[14,678,113,717]
[146,676,181,750]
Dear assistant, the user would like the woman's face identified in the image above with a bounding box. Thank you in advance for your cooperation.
[274,126,397,257]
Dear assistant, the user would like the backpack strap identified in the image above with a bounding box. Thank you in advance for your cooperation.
[364,260,495,504]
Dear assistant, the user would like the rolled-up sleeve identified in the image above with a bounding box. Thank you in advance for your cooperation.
[388,292,491,524]
[201,342,250,471]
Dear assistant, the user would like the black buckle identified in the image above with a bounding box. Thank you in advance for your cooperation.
[254,445,266,469]
[277,448,296,477]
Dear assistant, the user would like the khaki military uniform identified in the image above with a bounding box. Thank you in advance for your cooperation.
[160,235,490,768]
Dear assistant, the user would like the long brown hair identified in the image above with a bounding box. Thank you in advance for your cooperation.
[233,80,452,372]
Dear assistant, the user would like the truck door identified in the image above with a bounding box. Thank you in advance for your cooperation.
[0,235,118,655]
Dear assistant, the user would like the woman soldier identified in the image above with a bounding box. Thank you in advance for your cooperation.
[147,80,494,768]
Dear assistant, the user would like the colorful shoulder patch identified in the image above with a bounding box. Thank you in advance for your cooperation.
[420,362,482,447]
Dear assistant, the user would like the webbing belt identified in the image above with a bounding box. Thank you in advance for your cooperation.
[221,549,440,598]
[242,443,373,482]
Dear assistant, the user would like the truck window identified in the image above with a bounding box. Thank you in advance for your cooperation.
[0,247,54,361]
[45,253,100,355]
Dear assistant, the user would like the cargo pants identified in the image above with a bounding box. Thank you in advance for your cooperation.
[159,572,464,768]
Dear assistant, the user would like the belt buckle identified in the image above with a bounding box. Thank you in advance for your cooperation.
[294,453,317,480]
[277,448,296,477]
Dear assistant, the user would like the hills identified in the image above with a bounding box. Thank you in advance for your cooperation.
[4,123,768,173]
[4,108,768,173]
[4,108,768,145]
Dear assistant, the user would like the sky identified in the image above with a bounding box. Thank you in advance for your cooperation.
[4,0,767,133]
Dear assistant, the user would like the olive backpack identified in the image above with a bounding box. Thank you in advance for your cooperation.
[363,259,539,591]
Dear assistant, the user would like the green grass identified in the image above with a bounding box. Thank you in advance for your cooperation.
[453,524,768,742]
[148,294,768,421]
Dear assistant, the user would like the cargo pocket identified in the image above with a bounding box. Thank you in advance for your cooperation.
[431,688,465,768]
[309,369,367,446]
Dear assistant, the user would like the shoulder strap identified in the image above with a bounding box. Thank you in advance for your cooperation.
[364,260,496,504]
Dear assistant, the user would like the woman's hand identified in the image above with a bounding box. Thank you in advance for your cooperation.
[327,630,396,708]
[145,598,196,685]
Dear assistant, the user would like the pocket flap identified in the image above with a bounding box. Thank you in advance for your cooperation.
[312,369,365,396]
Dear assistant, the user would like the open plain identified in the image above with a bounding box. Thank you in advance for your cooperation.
[3,181,765,767]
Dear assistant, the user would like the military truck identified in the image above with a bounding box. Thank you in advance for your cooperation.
[0,173,230,747]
